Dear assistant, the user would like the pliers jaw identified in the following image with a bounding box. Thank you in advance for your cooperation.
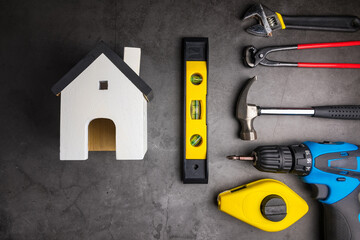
[243,46,274,67]
[243,3,283,37]
[244,45,298,67]
[243,46,259,67]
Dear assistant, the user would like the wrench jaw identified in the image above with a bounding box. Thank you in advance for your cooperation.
[246,24,271,37]
[243,3,283,37]
[243,4,272,37]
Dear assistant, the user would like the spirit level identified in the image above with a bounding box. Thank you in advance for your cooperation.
[183,38,208,184]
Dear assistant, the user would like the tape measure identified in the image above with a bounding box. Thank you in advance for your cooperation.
[218,179,308,232]
[182,38,208,184]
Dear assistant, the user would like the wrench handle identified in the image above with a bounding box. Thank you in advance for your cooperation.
[282,15,360,32]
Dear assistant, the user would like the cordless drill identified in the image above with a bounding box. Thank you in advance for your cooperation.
[228,141,360,240]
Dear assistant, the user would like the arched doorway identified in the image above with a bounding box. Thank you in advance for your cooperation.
[88,118,116,151]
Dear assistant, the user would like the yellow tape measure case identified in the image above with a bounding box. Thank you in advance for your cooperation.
[218,179,308,232]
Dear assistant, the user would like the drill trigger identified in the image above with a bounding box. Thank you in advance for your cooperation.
[311,184,329,200]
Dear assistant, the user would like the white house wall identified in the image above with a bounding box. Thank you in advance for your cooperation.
[124,48,148,156]
[60,49,147,160]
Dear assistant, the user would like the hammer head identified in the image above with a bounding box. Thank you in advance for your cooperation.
[236,77,259,141]
[243,4,282,37]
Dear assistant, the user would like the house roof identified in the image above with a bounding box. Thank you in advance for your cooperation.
[51,41,153,101]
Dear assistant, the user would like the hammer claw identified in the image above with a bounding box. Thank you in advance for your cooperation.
[237,76,257,113]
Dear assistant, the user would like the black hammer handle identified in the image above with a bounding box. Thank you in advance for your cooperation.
[313,106,360,119]
[282,15,360,32]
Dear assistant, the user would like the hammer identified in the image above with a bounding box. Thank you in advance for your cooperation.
[237,77,360,140]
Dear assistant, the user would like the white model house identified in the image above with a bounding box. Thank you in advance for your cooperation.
[51,41,153,160]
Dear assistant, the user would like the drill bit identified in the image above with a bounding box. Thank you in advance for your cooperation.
[226,155,254,161]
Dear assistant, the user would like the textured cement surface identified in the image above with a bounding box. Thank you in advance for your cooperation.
[1,0,360,239]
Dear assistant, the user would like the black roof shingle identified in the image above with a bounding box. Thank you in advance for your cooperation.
[51,41,153,101]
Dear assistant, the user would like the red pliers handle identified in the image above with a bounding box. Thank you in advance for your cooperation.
[244,41,360,68]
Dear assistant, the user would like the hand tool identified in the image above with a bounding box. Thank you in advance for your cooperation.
[218,179,308,232]
[183,38,208,184]
[242,3,360,37]
[227,141,360,240]
[244,41,360,68]
[236,76,360,140]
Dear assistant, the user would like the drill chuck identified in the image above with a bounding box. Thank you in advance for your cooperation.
[252,144,313,176]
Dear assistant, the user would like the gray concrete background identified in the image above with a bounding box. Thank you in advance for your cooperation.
[1,0,360,239]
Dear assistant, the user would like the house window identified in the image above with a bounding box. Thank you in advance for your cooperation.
[99,81,108,90]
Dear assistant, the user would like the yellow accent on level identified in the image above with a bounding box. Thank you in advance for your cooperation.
[276,12,286,29]
[218,179,308,232]
[185,61,207,159]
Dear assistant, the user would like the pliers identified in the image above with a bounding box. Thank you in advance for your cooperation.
[244,40,360,68]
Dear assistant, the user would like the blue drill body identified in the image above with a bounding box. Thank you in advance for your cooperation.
[302,141,360,205]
